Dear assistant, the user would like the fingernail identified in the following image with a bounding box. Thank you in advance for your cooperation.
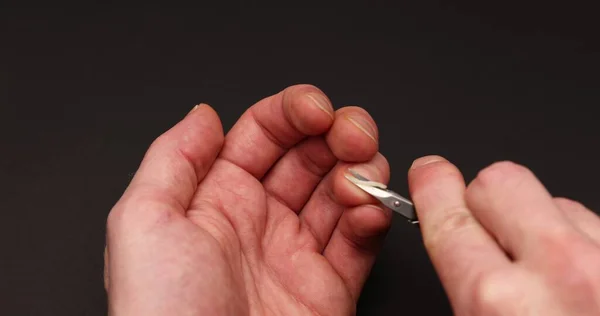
[188,103,205,116]
[346,167,387,190]
[410,155,446,169]
[347,115,377,143]
[306,93,334,119]
[345,165,386,199]
[346,165,381,185]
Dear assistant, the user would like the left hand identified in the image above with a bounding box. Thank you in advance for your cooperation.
[104,84,392,315]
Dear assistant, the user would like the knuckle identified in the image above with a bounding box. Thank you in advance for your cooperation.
[538,230,580,254]
[562,269,596,293]
[424,209,476,252]
[437,208,476,234]
[475,161,530,187]
[296,140,336,177]
[106,194,178,233]
[535,233,593,279]
[141,134,170,161]
[106,199,132,231]
[106,207,121,230]
[469,271,518,315]
[544,255,598,300]
[554,197,586,211]
[149,133,169,150]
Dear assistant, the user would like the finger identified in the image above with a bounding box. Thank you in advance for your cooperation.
[261,137,337,212]
[117,104,224,216]
[555,197,600,245]
[323,204,391,301]
[465,161,575,260]
[299,153,389,251]
[408,156,510,303]
[261,107,379,212]
[325,106,378,162]
[219,84,334,179]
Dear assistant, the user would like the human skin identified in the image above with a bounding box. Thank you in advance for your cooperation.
[105,84,393,315]
[407,156,600,315]
[105,84,600,315]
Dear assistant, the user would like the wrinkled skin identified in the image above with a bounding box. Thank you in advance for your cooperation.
[408,157,600,315]
[105,84,600,316]
[105,85,392,315]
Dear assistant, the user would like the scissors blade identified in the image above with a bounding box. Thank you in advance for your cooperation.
[345,169,419,224]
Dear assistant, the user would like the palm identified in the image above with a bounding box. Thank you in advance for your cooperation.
[187,159,355,315]
[106,85,391,316]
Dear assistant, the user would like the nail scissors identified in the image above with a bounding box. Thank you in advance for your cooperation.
[345,169,419,225]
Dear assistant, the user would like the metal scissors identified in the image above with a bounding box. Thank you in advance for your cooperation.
[345,169,419,225]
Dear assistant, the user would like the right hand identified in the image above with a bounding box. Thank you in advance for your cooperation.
[408,156,600,315]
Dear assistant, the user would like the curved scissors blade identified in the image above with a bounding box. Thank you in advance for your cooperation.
[345,169,419,224]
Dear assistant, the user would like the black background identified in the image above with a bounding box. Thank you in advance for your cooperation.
[1,1,599,315]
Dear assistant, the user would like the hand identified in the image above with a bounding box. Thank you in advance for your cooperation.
[104,85,392,315]
[408,156,600,315]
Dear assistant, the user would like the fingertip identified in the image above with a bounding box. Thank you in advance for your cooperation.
[181,103,225,153]
[305,93,334,120]
[333,152,390,206]
[188,102,215,117]
[408,155,463,193]
[407,155,466,219]
[326,106,379,162]
[123,102,227,223]
[410,155,448,170]
[284,85,335,136]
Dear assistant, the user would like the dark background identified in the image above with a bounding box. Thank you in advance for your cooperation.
[1,1,598,315]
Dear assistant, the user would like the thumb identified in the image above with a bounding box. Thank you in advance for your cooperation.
[113,103,224,218]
